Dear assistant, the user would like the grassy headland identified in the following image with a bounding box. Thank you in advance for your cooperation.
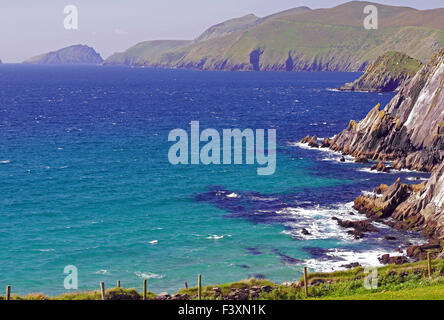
[1,259,443,300]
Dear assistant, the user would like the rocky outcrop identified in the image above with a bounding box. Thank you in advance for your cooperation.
[354,169,444,241]
[339,51,422,92]
[301,135,319,148]
[303,48,444,243]
[24,45,103,65]
[328,48,444,173]
[332,217,378,239]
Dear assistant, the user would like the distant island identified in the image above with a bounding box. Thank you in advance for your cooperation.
[24,44,103,65]
[339,51,422,92]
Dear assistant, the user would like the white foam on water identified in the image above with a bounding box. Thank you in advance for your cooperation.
[277,201,366,241]
[149,240,158,245]
[407,177,428,181]
[207,234,225,240]
[361,190,382,198]
[95,269,110,275]
[290,142,355,163]
[305,247,399,272]
[135,272,163,279]
[226,193,239,198]
[0,160,11,164]
[251,196,278,201]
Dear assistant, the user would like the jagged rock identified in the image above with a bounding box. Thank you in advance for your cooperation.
[371,161,390,172]
[301,135,319,148]
[354,156,368,164]
[341,262,361,269]
[374,184,389,194]
[339,156,346,162]
[329,49,444,173]
[301,228,311,235]
[378,254,408,265]
[321,138,334,148]
[406,241,442,261]
[171,293,190,300]
[332,217,378,239]
[384,236,397,240]
[155,292,172,300]
[302,49,444,242]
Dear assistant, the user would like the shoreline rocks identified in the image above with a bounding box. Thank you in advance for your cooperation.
[301,135,319,148]
[301,48,444,246]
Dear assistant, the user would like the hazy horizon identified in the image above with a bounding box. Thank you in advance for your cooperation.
[0,0,443,63]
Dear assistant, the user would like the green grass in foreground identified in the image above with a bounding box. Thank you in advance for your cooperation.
[1,260,443,300]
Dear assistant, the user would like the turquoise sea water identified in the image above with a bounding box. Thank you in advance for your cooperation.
[0,66,429,295]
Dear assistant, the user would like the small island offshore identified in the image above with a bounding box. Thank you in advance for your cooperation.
[0,1,443,303]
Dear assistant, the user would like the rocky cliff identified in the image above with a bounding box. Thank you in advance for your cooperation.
[327,48,444,172]
[339,51,422,92]
[24,45,103,65]
[315,48,444,241]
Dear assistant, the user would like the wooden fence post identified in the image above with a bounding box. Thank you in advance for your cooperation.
[143,279,147,300]
[117,280,120,288]
[184,281,188,289]
[427,251,432,279]
[304,267,309,297]
[100,282,105,300]
[6,286,11,301]
[198,274,202,300]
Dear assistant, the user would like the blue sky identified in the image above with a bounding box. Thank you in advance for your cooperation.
[0,0,442,62]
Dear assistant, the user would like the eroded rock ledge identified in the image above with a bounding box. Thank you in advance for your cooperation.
[300,48,444,255]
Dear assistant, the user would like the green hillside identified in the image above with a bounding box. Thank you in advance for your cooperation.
[339,51,423,91]
[104,40,192,66]
[195,14,260,42]
[104,1,444,71]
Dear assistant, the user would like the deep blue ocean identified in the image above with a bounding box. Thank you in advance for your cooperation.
[0,65,429,295]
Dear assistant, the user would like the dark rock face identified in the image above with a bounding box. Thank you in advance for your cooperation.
[24,45,103,65]
[320,48,444,241]
[301,135,319,148]
[378,254,409,265]
[354,156,369,164]
[371,161,390,172]
[329,49,444,173]
[332,217,378,239]
[406,241,442,260]
[301,48,444,242]
[339,51,422,92]
[341,262,361,269]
